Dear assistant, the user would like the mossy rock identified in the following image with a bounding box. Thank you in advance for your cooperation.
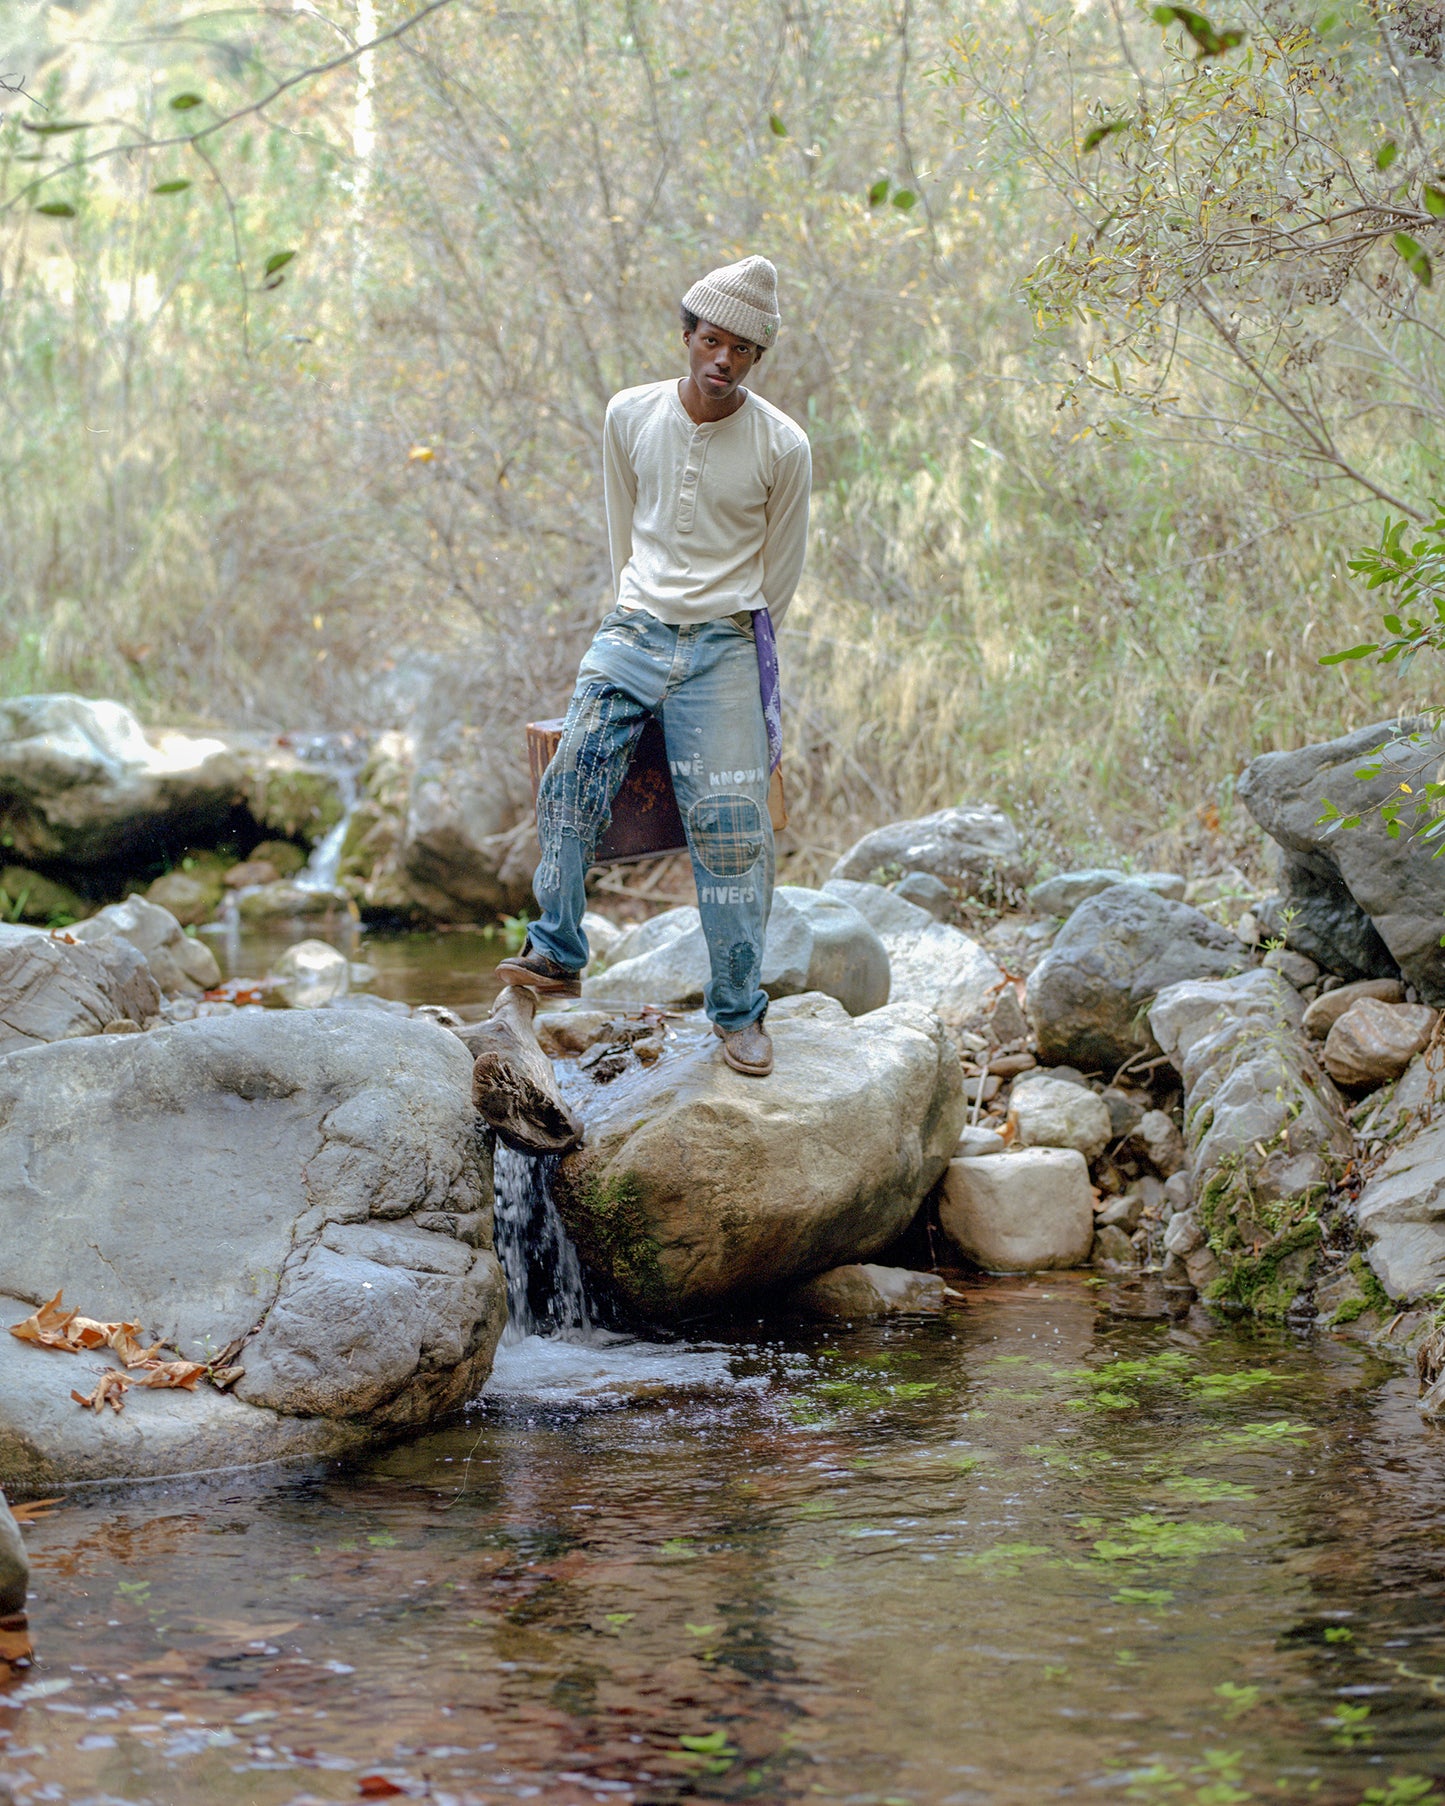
[145,868,223,927]
[550,1166,668,1317]
[0,864,87,926]
[245,761,345,849]
[250,839,308,879]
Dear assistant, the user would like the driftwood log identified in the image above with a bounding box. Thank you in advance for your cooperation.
[468,984,584,1155]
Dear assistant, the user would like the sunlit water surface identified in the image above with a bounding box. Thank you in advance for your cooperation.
[7,1280,1445,1806]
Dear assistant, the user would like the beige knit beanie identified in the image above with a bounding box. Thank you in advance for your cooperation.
[681,255,781,349]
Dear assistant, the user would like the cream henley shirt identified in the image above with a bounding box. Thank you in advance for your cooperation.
[602,378,812,627]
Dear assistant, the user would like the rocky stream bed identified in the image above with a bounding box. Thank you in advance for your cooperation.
[5,693,1445,1801]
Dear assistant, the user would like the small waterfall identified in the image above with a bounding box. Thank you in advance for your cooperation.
[492,1146,594,1342]
[292,734,361,893]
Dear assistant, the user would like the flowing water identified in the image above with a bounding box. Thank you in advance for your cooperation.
[7,947,1445,1805]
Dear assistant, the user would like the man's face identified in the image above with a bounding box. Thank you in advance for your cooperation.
[683,319,761,399]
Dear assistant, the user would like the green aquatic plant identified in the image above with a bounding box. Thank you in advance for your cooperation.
[1185,1370,1275,1401]
[1089,1514,1248,1565]
[1360,1780,1444,1806]
[954,1541,1055,1576]
[1164,1477,1258,1502]
[1327,1702,1373,1749]
[1214,1681,1260,1718]
[1113,1586,1175,1606]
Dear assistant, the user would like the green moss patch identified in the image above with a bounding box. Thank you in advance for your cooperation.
[558,1167,667,1315]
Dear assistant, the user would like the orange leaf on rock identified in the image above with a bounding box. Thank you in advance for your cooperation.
[134,1361,206,1390]
[358,1778,408,1798]
[71,1371,132,1412]
[8,1498,62,1525]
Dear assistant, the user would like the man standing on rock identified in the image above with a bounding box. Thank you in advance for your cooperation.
[496,255,811,1078]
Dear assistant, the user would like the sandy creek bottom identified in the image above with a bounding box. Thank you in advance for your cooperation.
[5,931,1445,1805]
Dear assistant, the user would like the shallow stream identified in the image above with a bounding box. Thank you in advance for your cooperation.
[6,928,1445,1806]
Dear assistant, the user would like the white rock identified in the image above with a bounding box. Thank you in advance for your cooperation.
[823,877,1005,1028]
[583,886,890,1017]
[1007,1072,1112,1160]
[70,893,220,996]
[1131,1110,1187,1177]
[0,922,162,1055]
[956,1125,1007,1158]
[939,1148,1096,1272]
[272,938,350,1008]
[581,910,624,966]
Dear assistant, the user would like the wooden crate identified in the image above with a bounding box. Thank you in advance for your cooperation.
[527,716,786,866]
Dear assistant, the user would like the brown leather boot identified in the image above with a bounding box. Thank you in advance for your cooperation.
[713,1017,773,1076]
[494,942,583,998]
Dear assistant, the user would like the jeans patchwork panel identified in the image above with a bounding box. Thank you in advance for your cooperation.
[686,792,766,879]
[536,681,636,889]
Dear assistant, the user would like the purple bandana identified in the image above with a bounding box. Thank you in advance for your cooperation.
[754,607,782,773]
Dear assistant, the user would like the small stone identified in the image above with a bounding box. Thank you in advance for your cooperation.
[1093,1223,1139,1267]
[963,1073,1001,1105]
[224,858,282,890]
[1163,1171,1193,1217]
[1008,1072,1113,1159]
[535,1008,619,1058]
[1138,1174,1167,1215]
[1163,1212,1204,1257]
[789,1263,947,1318]
[1100,1086,1145,1139]
[1302,977,1407,1040]
[989,1051,1036,1078]
[237,881,358,923]
[145,870,220,928]
[250,839,309,878]
[956,1125,1007,1158]
[988,986,1030,1047]
[1324,998,1438,1087]
[940,1147,1095,1272]
[1184,1243,1222,1289]
[1096,1193,1142,1232]
[1130,1110,1188,1177]
[1263,947,1321,990]
[101,1018,142,1034]
[414,1004,464,1030]
[894,871,954,919]
[271,938,350,1009]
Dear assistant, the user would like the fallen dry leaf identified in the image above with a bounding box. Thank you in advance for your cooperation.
[8,1498,62,1525]
[133,1360,206,1390]
[71,1371,132,1413]
[0,1612,33,1677]
[358,1778,408,1799]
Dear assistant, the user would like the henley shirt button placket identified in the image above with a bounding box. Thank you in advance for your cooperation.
[676,428,706,535]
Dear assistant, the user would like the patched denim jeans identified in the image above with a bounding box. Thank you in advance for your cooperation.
[529,607,774,1031]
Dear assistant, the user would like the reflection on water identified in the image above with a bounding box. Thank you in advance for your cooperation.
[7,1276,1445,1805]
[208,917,511,1014]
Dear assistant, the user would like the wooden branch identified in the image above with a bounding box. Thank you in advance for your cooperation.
[468,984,584,1157]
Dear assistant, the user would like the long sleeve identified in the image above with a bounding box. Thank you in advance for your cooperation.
[602,401,638,600]
[759,438,812,627]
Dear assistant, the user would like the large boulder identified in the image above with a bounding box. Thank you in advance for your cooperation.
[1238,720,1445,1003]
[0,1491,27,1615]
[402,725,538,921]
[1025,883,1246,1071]
[823,878,1006,1029]
[1322,998,1438,1088]
[0,922,162,1054]
[583,886,890,1017]
[788,1263,946,1318]
[0,1012,505,1486]
[551,992,965,1319]
[1148,968,1352,1314]
[830,804,1028,893]
[70,894,220,996]
[0,694,242,868]
[1028,868,1186,915]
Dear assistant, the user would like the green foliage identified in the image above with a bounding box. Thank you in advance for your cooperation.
[567,1169,666,1312]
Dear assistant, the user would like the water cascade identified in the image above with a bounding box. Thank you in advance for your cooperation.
[491,1145,594,1341]
[292,733,362,892]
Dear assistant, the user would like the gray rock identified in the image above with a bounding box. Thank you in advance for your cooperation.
[581,910,625,967]
[402,724,539,921]
[1148,969,1351,1312]
[822,877,1005,1029]
[236,881,358,923]
[956,1125,1007,1158]
[1323,999,1438,1087]
[1164,1211,1204,1257]
[0,922,162,1055]
[1130,1110,1187,1177]
[584,886,890,1017]
[830,805,1028,892]
[0,1012,505,1486]
[1302,977,1405,1039]
[1262,947,1321,990]
[789,1263,947,1318]
[552,993,965,1319]
[1093,1224,1139,1267]
[71,894,220,996]
[1238,720,1445,1001]
[1025,885,1246,1071]
[0,694,243,867]
[1357,1118,1445,1300]
[1007,1072,1113,1159]
[1163,1171,1192,1216]
[893,872,954,919]
[272,938,351,1008]
[0,1490,26,1616]
[1028,869,1186,916]
[939,1147,1095,1272]
[1096,1194,1142,1232]
[1101,1086,1146,1139]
